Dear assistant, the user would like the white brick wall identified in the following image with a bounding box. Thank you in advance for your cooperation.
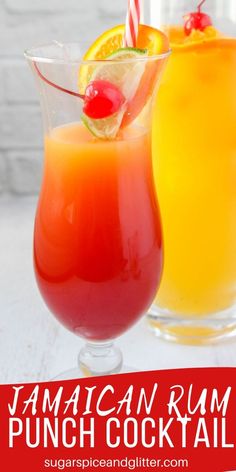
[0,0,127,194]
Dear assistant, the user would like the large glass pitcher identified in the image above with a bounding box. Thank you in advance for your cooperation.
[147,0,236,344]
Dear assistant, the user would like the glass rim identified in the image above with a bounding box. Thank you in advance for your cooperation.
[24,41,171,65]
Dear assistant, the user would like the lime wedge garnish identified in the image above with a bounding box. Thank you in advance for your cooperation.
[81,47,147,139]
[81,105,126,140]
[92,47,147,102]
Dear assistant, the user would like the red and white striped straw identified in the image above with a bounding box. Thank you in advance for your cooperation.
[124,0,141,47]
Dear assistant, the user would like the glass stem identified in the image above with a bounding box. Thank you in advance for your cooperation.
[78,341,123,376]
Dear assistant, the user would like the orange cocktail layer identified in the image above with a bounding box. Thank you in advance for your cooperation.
[34,123,162,341]
[153,27,236,315]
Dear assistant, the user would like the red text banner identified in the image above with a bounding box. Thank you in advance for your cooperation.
[1,368,236,471]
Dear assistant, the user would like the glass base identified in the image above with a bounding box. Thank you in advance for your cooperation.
[147,305,236,345]
[52,341,138,380]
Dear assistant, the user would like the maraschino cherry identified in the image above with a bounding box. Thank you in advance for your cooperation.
[184,0,212,36]
[34,63,125,120]
[83,80,125,119]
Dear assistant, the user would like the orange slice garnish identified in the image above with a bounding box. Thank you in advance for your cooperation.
[79,24,170,132]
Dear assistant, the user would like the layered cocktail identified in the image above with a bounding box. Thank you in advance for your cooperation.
[26,23,170,375]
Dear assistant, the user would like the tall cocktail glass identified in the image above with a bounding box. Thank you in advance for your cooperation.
[25,42,169,376]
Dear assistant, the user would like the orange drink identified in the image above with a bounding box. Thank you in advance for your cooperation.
[149,2,236,342]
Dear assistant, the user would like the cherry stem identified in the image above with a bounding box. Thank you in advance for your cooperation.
[197,0,206,13]
[33,62,85,100]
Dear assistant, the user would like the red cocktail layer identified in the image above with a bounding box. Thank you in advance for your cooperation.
[34,123,162,341]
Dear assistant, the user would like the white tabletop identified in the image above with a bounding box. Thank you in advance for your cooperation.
[0,196,235,384]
